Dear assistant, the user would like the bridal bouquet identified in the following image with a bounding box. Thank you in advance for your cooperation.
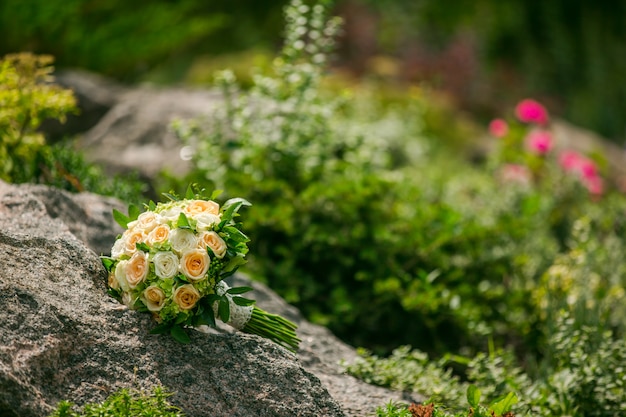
[102,187,300,352]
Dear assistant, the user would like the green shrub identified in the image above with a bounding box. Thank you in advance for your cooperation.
[49,386,183,417]
[167,0,626,358]
[0,52,146,202]
[0,52,77,183]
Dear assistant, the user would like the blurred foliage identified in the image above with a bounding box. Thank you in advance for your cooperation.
[166,0,626,360]
[0,0,243,81]
[1,0,622,139]
[0,52,145,202]
[360,0,626,141]
[0,52,77,183]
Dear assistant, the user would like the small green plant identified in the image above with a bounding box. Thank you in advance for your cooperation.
[49,386,183,417]
[0,52,77,183]
[353,310,626,417]
[375,385,517,417]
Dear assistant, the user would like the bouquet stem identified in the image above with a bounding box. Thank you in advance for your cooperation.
[242,307,301,352]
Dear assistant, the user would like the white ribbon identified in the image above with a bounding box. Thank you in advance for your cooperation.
[213,281,254,330]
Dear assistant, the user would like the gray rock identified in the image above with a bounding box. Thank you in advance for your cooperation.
[41,69,127,141]
[77,83,221,180]
[0,182,419,417]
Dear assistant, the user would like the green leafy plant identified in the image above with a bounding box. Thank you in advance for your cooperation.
[0,52,77,183]
[352,310,626,416]
[49,386,183,417]
[0,52,145,202]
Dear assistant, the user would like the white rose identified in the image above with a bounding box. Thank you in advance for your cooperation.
[114,260,130,292]
[152,251,180,279]
[157,206,183,224]
[122,291,138,309]
[194,213,221,231]
[169,228,197,253]
[111,238,124,258]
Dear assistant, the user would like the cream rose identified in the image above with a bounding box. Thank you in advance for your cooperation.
[169,228,197,253]
[173,284,200,310]
[148,224,170,245]
[114,260,130,292]
[122,229,145,255]
[184,199,220,216]
[194,212,221,231]
[180,249,210,281]
[199,231,227,258]
[108,273,119,290]
[142,285,166,312]
[134,211,158,233]
[152,251,179,279]
[126,251,149,289]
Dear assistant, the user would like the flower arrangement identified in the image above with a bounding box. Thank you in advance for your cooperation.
[102,186,300,352]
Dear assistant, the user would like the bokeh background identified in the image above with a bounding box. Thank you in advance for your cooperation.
[1,0,624,143]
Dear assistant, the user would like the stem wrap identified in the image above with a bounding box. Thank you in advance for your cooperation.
[213,281,254,330]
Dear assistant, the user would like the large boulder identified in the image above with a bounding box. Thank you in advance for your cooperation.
[0,182,420,417]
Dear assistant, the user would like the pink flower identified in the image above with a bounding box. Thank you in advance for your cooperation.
[515,99,549,125]
[525,129,553,154]
[498,164,531,186]
[559,151,598,179]
[488,118,509,138]
[559,150,604,195]
[559,150,584,171]
[578,159,598,179]
[583,175,604,195]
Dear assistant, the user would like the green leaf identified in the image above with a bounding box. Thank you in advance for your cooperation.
[210,189,223,200]
[221,197,251,221]
[176,212,191,229]
[101,257,115,272]
[223,226,249,242]
[128,204,141,221]
[218,296,230,323]
[221,255,247,273]
[170,325,191,344]
[205,293,222,304]
[467,384,481,408]
[136,242,150,252]
[232,296,256,306]
[226,286,253,295]
[198,304,216,327]
[112,208,130,229]
[162,192,179,202]
[185,183,196,199]
[150,322,172,335]
[490,392,518,415]
[148,200,156,211]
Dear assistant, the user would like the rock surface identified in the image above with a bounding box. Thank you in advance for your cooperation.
[0,182,420,417]
[50,70,220,181]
